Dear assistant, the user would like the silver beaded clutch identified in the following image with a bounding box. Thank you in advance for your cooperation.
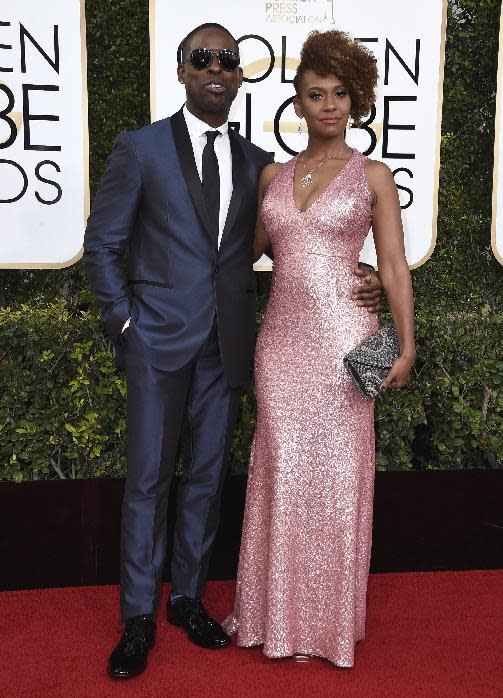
[343,323,399,399]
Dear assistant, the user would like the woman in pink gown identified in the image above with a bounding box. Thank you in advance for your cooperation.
[224,30,416,667]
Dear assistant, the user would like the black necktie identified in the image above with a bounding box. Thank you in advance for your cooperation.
[202,130,221,244]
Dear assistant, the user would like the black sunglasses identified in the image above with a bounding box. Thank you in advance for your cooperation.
[179,48,240,72]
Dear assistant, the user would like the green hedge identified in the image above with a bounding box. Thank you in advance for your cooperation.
[0,301,500,481]
[0,304,127,481]
[0,0,502,479]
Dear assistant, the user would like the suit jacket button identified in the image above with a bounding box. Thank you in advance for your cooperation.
[215,264,219,274]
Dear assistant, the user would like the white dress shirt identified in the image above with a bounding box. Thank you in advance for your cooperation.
[122,106,234,334]
[182,104,233,249]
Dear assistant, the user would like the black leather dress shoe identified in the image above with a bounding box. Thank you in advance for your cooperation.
[167,596,230,649]
[108,614,156,679]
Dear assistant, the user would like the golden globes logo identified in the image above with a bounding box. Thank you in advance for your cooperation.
[265,0,336,25]
[0,21,62,206]
[0,1,88,268]
[234,32,420,212]
[151,0,446,268]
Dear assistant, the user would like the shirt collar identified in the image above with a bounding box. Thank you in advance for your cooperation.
[183,103,229,140]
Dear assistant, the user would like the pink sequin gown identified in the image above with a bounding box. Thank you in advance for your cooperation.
[224,149,379,667]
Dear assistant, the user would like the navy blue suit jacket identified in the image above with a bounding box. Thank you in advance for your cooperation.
[84,109,273,387]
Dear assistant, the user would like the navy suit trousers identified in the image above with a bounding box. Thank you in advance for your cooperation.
[120,319,242,620]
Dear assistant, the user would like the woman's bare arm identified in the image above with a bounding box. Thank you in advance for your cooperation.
[254,163,283,262]
[365,160,416,388]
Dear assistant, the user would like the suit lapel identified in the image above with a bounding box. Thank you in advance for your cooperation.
[170,108,216,246]
[220,128,246,249]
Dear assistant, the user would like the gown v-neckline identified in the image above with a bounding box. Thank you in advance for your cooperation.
[291,149,356,215]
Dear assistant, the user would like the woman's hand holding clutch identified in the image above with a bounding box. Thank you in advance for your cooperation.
[380,353,415,390]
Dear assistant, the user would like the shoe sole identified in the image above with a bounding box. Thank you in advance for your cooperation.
[109,671,145,680]
[108,640,155,679]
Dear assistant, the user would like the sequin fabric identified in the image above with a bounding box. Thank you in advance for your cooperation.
[222,149,378,668]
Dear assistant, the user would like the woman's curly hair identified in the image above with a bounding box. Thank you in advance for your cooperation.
[293,30,378,126]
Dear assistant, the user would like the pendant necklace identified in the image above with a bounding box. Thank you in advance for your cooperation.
[300,148,352,188]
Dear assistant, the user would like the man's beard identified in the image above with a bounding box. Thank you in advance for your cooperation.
[198,89,234,114]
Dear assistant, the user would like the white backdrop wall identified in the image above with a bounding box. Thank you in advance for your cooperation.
[0,0,88,268]
[150,0,447,270]
[491,2,503,267]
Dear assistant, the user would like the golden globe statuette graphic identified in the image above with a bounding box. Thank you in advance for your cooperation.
[323,0,336,24]
[0,83,22,135]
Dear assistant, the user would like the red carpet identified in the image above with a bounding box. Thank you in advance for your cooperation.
[1,571,502,697]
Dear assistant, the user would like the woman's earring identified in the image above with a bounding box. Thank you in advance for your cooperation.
[297,118,304,134]
[347,116,353,131]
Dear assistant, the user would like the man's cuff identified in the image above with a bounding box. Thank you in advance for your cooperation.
[121,318,131,333]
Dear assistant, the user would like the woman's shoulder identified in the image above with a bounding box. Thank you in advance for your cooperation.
[363,157,400,206]
[363,157,393,181]
[363,157,395,191]
[261,161,284,178]
[259,162,285,189]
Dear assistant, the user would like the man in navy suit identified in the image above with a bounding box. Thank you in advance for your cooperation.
[84,22,382,679]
